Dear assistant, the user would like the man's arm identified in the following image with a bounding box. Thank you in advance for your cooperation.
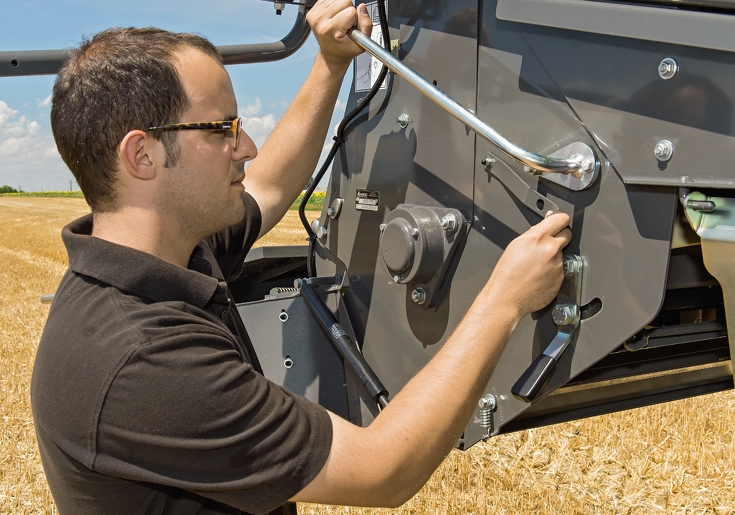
[243,0,372,239]
[291,212,573,508]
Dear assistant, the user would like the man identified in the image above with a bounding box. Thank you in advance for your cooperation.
[31,0,572,513]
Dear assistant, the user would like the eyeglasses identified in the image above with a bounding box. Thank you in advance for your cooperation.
[147,117,242,149]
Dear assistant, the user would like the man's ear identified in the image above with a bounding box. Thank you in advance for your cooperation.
[119,130,161,180]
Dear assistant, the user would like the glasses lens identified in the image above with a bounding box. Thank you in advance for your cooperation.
[234,118,241,150]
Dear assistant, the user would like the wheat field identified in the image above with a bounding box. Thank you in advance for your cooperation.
[1,197,734,514]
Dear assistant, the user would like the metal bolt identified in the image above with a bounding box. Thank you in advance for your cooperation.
[411,287,427,305]
[562,256,579,276]
[393,275,402,283]
[274,1,285,13]
[412,227,419,237]
[379,223,386,232]
[658,57,678,80]
[478,394,496,411]
[327,207,336,217]
[327,197,344,219]
[579,158,594,173]
[440,213,458,232]
[397,113,412,129]
[552,303,579,326]
[654,139,674,162]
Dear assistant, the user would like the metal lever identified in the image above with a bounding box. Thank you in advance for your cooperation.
[347,28,599,180]
[511,254,584,403]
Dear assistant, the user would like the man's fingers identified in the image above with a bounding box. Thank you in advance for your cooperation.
[356,3,372,35]
[536,210,571,237]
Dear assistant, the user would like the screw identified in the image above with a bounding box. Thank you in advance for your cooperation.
[327,206,336,217]
[478,394,496,411]
[440,213,458,232]
[397,113,412,129]
[580,158,594,173]
[654,139,674,162]
[481,156,496,168]
[658,58,678,80]
[393,275,402,283]
[412,227,419,237]
[379,223,386,232]
[562,256,579,276]
[411,287,427,305]
[552,304,579,326]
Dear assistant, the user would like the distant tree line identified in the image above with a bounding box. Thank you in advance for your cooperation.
[0,185,21,193]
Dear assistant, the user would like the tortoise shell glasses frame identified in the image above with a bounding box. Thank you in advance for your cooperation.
[147,117,242,149]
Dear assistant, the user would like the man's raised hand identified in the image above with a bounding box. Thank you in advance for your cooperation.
[306,0,373,69]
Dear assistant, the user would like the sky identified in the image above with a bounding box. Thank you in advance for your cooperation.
[0,0,355,192]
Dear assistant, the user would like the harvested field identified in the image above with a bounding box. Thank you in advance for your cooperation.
[1,196,734,514]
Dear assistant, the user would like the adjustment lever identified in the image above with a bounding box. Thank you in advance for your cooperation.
[512,255,584,403]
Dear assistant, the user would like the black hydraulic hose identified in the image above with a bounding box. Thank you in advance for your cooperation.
[298,279,390,409]
[299,0,391,277]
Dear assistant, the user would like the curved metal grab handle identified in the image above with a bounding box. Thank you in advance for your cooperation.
[347,28,598,177]
[0,8,311,77]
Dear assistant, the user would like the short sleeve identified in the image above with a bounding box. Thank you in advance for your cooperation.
[93,322,332,515]
[205,192,263,282]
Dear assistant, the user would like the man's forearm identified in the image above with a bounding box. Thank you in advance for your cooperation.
[244,52,350,237]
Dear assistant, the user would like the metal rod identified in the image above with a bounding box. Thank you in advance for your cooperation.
[0,8,311,77]
[347,28,596,175]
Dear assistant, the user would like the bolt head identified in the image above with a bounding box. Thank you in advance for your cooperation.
[412,227,419,237]
[440,214,458,232]
[393,275,402,283]
[411,287,427,305]
[397,113,411,128]
[379,223,386,232]
[327,206,336,217]
[580,158,594,173]
[552,304,579,326]
[658,58,678,80]
[654,139,674,162]
[478,394,496,410]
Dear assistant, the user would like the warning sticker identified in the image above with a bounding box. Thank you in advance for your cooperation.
[354,1,388,92]
[355,189,380,212]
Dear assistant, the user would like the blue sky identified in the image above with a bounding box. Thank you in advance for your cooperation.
[0,0,353,191]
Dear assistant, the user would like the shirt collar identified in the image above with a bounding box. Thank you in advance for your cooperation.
[62,214,222,309]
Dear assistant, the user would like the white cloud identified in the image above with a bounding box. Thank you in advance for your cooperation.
[0,100,71,191]
[239,99,278,149]
[36,95,51,108]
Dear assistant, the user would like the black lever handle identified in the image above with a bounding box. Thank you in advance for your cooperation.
[511,354,557,403]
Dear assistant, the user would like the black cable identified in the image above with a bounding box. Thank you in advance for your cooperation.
[299,0,391,277]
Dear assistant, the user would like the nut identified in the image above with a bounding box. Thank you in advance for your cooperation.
[478,394,496,410]
[411,287,427,305]
[654,139,674,162]
[440,213,458,232]
[552,304,579,326]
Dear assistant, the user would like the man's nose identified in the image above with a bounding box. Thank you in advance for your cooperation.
[234,129,258,162]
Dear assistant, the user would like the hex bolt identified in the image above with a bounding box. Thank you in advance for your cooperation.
[393,275,402,283]
[412,227,419,237]
[379,223,386,232]
[658,57,678,80]
[440,213,458,232]
[562,256,579,277]
[552,303,579,326]
[654,139,674,162]
[411,287,427,305]
[397,113,412,129]
[478,394,496,411]
[327,207,336,217]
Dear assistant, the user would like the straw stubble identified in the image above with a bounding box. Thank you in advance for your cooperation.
[1,197,733,514]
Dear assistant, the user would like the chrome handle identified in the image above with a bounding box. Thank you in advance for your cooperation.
[348,29,598,179]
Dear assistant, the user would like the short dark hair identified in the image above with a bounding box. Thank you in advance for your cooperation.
[51,27,222,211]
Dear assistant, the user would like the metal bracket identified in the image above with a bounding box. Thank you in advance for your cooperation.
[683,191,735,382]
[511,254,585,403]
[483,154,560,216]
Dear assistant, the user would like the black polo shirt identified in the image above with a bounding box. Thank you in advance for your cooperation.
[31,193,332,515]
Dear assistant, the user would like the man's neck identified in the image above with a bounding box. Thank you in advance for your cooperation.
[91,207,199,269]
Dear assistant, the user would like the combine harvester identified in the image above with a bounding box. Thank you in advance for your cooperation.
[4,0,733,450]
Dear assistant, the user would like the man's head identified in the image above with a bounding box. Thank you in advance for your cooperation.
[51,27,223,212]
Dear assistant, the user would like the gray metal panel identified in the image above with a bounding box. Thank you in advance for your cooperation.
[496,0,735,53]
[237,295,351,419]
[322,16,481,426]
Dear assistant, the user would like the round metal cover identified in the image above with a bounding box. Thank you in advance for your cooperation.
[381,218,416,275]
